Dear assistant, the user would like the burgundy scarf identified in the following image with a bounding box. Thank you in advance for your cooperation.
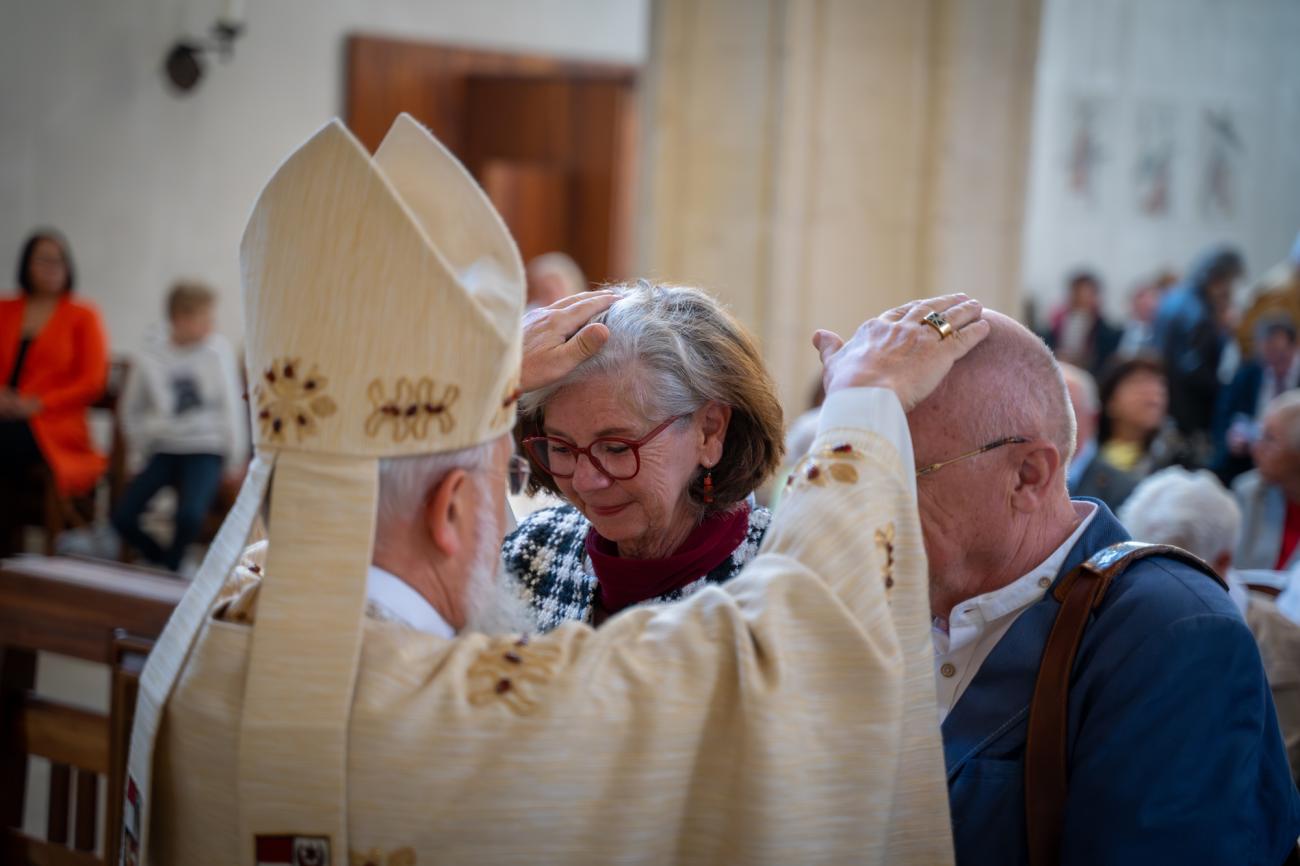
[585,504,751,614]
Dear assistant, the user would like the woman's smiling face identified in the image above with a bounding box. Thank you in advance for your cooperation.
[541,374,711,558]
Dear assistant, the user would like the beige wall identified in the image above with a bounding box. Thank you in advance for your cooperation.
[1,0,649,358]
[640,0,1041,411]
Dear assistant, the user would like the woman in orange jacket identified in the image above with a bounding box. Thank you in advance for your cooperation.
[0,230,109,514]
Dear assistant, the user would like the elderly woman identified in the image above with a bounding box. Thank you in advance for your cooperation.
[504,282,784,630]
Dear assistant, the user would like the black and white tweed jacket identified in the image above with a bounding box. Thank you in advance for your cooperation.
[502,504,773,632]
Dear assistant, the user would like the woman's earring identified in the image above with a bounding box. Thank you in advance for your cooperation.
[702,469,715,505]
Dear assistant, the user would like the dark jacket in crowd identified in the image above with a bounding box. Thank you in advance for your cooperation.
[943,501,1300,866]
[1068,449,1139,511]
[1211,361,1266,482]
[1153,248,1242,441]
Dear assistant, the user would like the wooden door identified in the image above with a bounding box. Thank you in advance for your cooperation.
[345,36,638,285]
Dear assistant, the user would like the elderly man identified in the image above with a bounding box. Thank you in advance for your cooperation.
[1060,361,1137,509]
[126,115,975,865]
[907,310,1300,865]
[1234,391,1300,570]
[1120,467,1300,785]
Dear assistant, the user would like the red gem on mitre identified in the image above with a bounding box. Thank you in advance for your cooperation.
[832,443,853,453]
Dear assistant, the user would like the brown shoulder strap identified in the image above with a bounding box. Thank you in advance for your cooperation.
[1023,541,1225,866]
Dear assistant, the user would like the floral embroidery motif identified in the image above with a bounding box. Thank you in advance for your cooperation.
[788,443,862,490]
[493,377,522,428]
[364,378,459,441]
[254,358,338,443]
[875,522,896,595]
[467,635,561,715]
[350,847,416,866]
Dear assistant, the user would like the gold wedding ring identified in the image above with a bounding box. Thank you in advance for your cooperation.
[923,310,954,340]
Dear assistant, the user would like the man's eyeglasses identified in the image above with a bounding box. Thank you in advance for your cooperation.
[523,414,690,482]
[915,436,1029,478]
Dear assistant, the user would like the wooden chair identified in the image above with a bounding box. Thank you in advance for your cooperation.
[0,555,184,865]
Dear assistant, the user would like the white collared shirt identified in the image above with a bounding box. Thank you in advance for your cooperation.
[932,501,1098,722]
[365,564,456,638]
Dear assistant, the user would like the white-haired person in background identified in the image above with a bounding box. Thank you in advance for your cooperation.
[1234,391,1300,570]
[1118,467,1247,612]
[1120,466,1300,784]
[525,251,586,310]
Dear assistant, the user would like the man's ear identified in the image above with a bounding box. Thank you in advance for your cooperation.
[698,402,732,468]
[424,468,470,557]
[1009,442,1062,512]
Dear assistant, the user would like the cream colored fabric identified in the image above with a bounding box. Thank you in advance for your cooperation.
[151,416,953,864]
[126,114,526,866]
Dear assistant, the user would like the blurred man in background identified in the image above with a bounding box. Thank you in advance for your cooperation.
[1121,466,1300,784]
[1213,319,1300,483]
[1045,269,1121,377]
[1153,246,1245,459]
[1234,391,1300,570]
[1061,361,1138,508]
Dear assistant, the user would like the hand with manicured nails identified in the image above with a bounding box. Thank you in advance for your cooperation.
[520,290,619,393]
[813,293,991,411]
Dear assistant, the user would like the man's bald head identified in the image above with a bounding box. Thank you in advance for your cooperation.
[909,310,1076,474]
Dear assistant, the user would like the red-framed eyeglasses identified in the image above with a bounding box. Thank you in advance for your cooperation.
[523,414,690,481]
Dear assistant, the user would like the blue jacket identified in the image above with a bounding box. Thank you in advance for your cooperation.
[944,501,1300,866]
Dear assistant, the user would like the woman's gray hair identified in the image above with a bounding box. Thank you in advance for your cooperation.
[519,282,784,512]
[1117,467,1241,564]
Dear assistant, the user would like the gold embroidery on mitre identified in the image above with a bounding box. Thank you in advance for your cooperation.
[254,358,337,443]
[467,635,560,715]
[350,847,416,866]
[875,522,896,596]
[364,378,459,441]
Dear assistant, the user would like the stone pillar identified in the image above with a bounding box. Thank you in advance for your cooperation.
[639,0,1042,411]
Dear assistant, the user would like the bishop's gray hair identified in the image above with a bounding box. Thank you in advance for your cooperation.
[376,438,499,527]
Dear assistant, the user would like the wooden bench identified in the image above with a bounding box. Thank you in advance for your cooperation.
[0,555,185,865]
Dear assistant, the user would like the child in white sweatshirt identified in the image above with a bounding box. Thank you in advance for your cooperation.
[111,281,246,571]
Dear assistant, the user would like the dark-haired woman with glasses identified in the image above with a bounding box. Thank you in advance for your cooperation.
[505,282,785,629]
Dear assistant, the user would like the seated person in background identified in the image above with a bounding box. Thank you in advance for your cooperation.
[524,251,585,310]
[1120,466,1300,784]
[1060,361,1137,509]
[909,310,1299,865]
[1092,355,1185,489]
[1045,269,1120,377]
[505,282,784,629]
[1213,319,1300,483]
[1234,391,1300,571]
[0,229,109,554]
[111,281,245,572]
[1117,466,1247,611]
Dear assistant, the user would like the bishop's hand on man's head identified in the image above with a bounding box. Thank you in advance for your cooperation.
[813,293,990,411]
[519,289,618,393]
